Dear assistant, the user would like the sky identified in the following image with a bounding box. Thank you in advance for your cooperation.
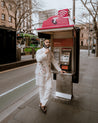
[38,0,73,18]
[33,0,88,34]
[38,0,87,23]
[40,0,73,10]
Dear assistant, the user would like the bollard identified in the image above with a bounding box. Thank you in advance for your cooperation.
[16,48,21,61]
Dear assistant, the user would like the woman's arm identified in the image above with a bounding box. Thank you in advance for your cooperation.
[51,52,66,73]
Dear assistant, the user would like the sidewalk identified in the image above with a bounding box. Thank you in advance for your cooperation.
[21,55,33,61]
[0,55,36,72]
[1,50,98,123]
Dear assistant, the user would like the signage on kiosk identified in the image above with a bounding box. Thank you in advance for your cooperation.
[37,9,74,30]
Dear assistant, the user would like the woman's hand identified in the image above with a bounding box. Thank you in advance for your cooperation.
[60,70,67,73]
[45,49,50,54]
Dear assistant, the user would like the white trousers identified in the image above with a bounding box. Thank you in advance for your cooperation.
[38,76,52,106]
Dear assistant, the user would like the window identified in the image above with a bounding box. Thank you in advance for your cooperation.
[82,33,83,38]
[1,1,5,7]
[8,4,12,10]
[9,16,12,22]
[2,14,5,20]
[81,41,83,46]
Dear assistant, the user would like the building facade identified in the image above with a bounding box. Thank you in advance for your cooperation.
[0,0,15,28]
[0,0,32,32]
[38,9,57,28]
[77,23,93,49]
[32,9,57,34]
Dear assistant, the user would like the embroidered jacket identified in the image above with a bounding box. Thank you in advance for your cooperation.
[35,47,61,86]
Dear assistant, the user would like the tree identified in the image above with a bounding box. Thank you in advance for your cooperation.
[80,0,98,57]
[3,0,40,32]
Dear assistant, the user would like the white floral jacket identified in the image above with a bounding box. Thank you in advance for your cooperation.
[35,47,61,85]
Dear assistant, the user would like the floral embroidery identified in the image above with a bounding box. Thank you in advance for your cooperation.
[35,47,61,86]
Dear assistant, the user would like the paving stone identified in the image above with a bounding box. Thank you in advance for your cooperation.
[7,119,21,123]
[88,112,98,123]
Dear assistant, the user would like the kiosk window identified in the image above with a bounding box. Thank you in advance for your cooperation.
[60,52,70,64]
[60,48,72,71]
[53,48,60,63]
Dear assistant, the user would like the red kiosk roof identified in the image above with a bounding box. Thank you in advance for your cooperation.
[37,9,74,30]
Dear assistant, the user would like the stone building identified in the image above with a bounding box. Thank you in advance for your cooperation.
[77,23,93,49]
[0,0,32,32]
[0,0,15,28]
[32,9,57,34]
[38,9,57,28]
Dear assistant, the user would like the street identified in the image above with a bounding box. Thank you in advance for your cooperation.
[0,63,36,94]
[0,63,37,112]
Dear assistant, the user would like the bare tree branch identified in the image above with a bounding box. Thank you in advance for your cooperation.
[85,0,88,5]
[80,0,98,56]
[81,0,94,18]
[16,9,31,29]
[90,0,97,13]
[3,0,41,31]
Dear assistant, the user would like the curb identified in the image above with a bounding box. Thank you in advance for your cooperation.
[0,59,36,72]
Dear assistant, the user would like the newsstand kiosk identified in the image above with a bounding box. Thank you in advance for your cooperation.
[37,9,80,101]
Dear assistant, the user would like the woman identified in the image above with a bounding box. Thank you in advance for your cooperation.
[35,39,66,113]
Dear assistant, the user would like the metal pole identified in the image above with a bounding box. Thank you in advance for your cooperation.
[97,1,98,22]
[73,0,75,24]
[88,36,90,56]
[88,14,90,56]
[96,0,98,56]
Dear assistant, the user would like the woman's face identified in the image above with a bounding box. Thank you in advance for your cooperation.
[44,39,50,48]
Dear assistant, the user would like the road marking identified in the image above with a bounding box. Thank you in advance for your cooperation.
[0,78,35,97]
[0,88,38,122]
[0,63,36,74]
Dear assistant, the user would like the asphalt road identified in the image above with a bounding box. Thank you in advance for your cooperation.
[0,63,36,95]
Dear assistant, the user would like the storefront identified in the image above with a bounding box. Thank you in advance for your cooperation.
[0,26,16,64]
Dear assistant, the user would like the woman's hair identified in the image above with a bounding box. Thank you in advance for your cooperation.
[44,39,50,42]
